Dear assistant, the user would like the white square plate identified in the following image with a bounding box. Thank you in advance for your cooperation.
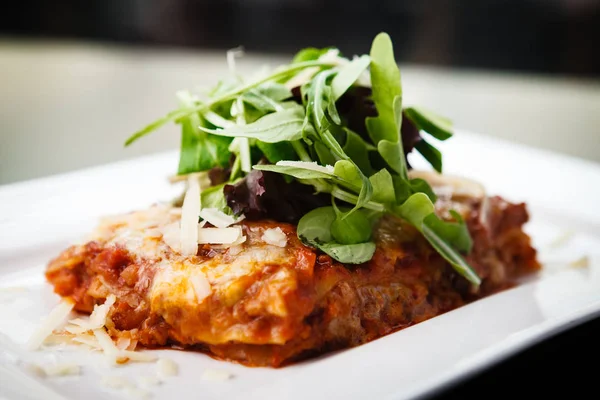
[1,131,599,400]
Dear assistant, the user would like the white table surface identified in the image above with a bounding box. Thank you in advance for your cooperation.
[1,38,599,185]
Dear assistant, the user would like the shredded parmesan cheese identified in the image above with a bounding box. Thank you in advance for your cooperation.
[93,329,156,364]
[227,46,244,75]
[548,230,575,250]
[93,329,119,364]
[284,66,320,89]
[180,175,202,256]
[116,337,131,350]
[43,333,75,346]
[125,387,152,400]
[198,227,244,245]
[190,273,212,303]
[71,334,102,350]
[285,49,350,89]
[42,363,81,377]
[199,208,245,228]
[201,369,233,382]
[24,363,47,378]
[569,256,589,269]
[66,294,116,334]
[139,376,162,387]
[26,362,81,378]
[156,358,178,379]
[119,350,157,363]
[319,48,349,66]
[261,227,288,247]
[101,376,135,389]
[27,299,75,350]
[161,222,181,252]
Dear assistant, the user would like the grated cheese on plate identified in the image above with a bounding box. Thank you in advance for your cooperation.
[71,334,102,350]
[101,375,135,390]
[66,294,116,334]
[116,336,131,350]
[93,329,119,364]
[201,369,233,382]
[156,358,178,379]
[570,256,589,269]
[26,299,75,350]
[42,363,81,377]
[125,387,152,400]
[139,376,162,387]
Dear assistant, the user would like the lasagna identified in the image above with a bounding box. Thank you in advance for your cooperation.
[44,33,540,367]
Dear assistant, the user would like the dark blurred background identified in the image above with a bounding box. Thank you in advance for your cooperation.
[2,0,599,77]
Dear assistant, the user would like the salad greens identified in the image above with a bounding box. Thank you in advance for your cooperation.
[125,32,481,286]
[297,206,377,264]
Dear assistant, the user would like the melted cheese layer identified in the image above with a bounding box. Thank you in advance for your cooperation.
[86,205,314,345]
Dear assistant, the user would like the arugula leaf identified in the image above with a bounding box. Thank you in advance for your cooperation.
[330,203,372,244]
[342,129,376,176]
[405,106,453,141]
[315,241,376,264]
[422,225,479,284]
[177,120,202,174]
[376,132,405,176]
[256,140,297,163]
[128,32,475,278]
[176,92,232,174]
[292,47,333,63]
[125,59,335,146]
[297,206,337,241]
[207,78,240,98]
[326,90,342,126]
[254,161,364,196]
[203,109,235,128]
[241,83,292,113]
[394,192,434,227]
[314,141,337,166]
[177,117,232,174]
[365,33,406,177]
[241,91,282,113]
[408,178,438,203]
[201,182,239,212]
[394,193,480,285]
[199,105,305,143]
[254,82,293,102]
[424,210,473,253]
[368,34,402,142]
[391,174,412,204]
[415,139,443,173]
[333,160,362,188]
[369,169,396,203]
[297,206,376,264]
[331,55,371,100]
[126,108,189,146]
[308,70,337,130]
[304,69,374,213]
[254,163,336,181]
